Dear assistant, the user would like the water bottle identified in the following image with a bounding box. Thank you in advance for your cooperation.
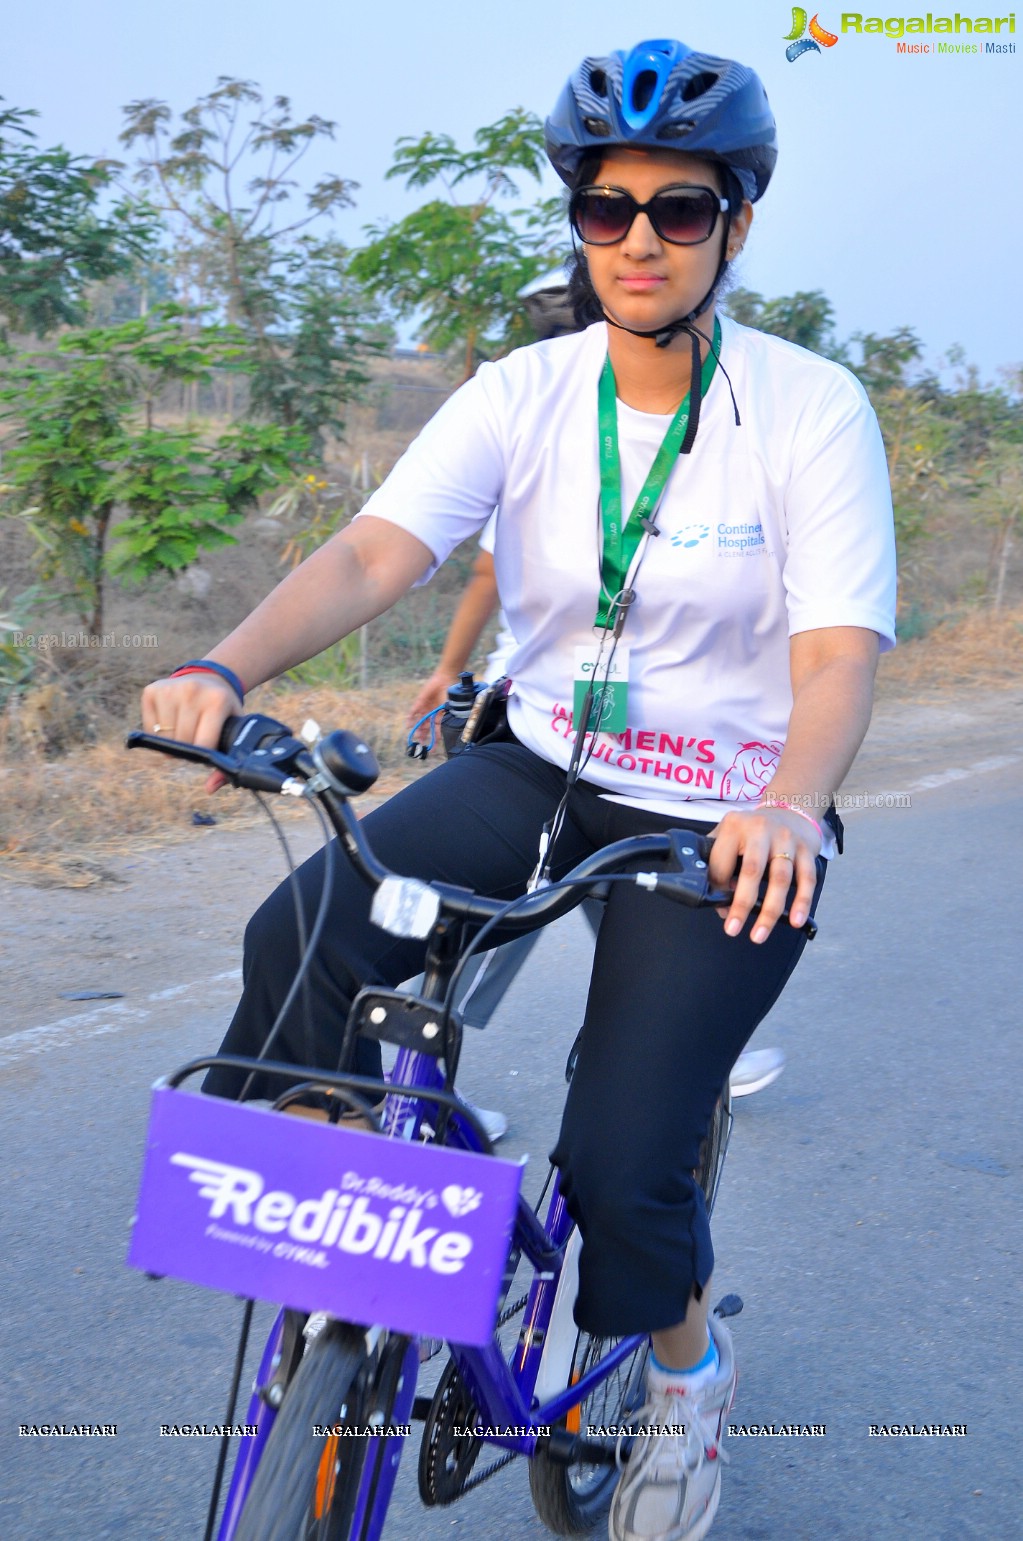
[440,671,481,757]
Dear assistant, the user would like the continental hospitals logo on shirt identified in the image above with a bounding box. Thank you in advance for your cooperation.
[669,521,771,557]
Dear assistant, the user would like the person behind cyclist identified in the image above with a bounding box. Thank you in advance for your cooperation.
[408,518,787,1099]
[142,38,895,1541]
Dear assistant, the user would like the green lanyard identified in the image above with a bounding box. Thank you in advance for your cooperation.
[595,317,720,628]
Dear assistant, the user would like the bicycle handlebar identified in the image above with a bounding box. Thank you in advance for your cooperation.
[126,711,816,938]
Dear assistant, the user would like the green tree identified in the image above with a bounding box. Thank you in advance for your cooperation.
[872,386,952,556]
[724,287,841,356]
[920,346,1023,460]
[233,234,391,445]
[0,100,154,340]
[120,79,384,448]
[721,286,765,329]
[967,440,1023,609]
[849,326,922,397]
[0,310,306,635]
[760,290,841,354]
[349,111,567,381]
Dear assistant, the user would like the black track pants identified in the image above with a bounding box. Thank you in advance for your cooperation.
[203,739,824,1336]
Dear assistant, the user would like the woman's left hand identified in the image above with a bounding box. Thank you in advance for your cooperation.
[708,804,821,943]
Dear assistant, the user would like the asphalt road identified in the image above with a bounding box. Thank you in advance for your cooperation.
[1,699,1020,1540]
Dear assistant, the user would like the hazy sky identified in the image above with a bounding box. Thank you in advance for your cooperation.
[5,0,1021,381]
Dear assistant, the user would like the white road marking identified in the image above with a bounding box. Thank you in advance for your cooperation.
[3,750,1018,1069]
[908,767,973,790]
[0,969,241,1068]
[905,753,1022,792]
[855,752,1023,805]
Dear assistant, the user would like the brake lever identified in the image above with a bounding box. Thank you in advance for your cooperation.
[650,829,818,937]
[127,726,312,795]
[125,729,238,777]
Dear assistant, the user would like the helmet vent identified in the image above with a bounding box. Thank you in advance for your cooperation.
[630,69,659,115]
[681,70,719,103]
[657,121,696,140]
[589,66,608,97]
[582,116,612,137]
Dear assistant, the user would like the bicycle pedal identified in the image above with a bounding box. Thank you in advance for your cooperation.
[713,1293,743,1319]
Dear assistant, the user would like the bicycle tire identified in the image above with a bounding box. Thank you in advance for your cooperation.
[528,1091,731,1535]
[528,1326,649,1534]
[697,1087,732,1218]
[233,1321,373,1541]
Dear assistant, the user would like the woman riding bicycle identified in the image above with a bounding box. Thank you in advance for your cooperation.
[143,38,896,1541]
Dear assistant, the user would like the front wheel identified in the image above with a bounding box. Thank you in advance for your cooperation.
[233,1321,373,1541]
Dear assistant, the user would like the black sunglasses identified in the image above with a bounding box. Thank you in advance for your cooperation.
[569,184,728,247]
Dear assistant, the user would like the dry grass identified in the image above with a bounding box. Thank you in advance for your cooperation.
[878,605,1023,695]
[2,610,1020,887]
[0,679,422,887]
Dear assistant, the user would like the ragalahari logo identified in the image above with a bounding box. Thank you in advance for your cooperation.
[785,8,840,58]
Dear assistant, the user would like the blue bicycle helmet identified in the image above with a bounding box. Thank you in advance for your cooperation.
[545,39,777,203]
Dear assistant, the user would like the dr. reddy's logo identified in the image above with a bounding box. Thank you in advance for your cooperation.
[785,9,841,59]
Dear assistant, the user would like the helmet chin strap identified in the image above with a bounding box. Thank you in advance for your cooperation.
[600,253,730,349]
[601,303,711,351]
[589,214,740,454]
[598,209,733,350]
[600,250,741,453]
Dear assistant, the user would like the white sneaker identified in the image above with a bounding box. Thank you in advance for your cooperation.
[458,1097,508,1144]
[728,1047,785,1099]
[609,1313,736,1541]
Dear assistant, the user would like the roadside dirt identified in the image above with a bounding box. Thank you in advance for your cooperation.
[4,684,1019,1039]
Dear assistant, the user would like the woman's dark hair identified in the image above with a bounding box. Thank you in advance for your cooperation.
[565,157,745,329]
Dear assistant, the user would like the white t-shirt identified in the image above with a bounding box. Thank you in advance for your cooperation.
[357,317,896,857]
[476,514,515,678]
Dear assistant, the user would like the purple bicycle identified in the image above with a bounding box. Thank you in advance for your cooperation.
[126,712,754,1540]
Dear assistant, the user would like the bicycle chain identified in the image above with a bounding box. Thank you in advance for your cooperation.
[458,1446,519,1493]
[458,1289,566,1492]
[498,1292,529,1328]
[418,1291,531,1503]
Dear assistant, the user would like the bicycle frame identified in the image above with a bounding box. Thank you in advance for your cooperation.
[203,1037,645,1541]
[389,1043,646,1447]
[217,1310,285,1540]
[124,717,766,1540]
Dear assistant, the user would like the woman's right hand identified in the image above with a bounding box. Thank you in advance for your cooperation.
[140,673,243,792]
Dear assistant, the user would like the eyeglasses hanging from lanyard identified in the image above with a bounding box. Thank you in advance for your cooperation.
[594,316,720,629]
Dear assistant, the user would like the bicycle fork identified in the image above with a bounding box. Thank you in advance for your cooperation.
[343,1333,420,1541]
